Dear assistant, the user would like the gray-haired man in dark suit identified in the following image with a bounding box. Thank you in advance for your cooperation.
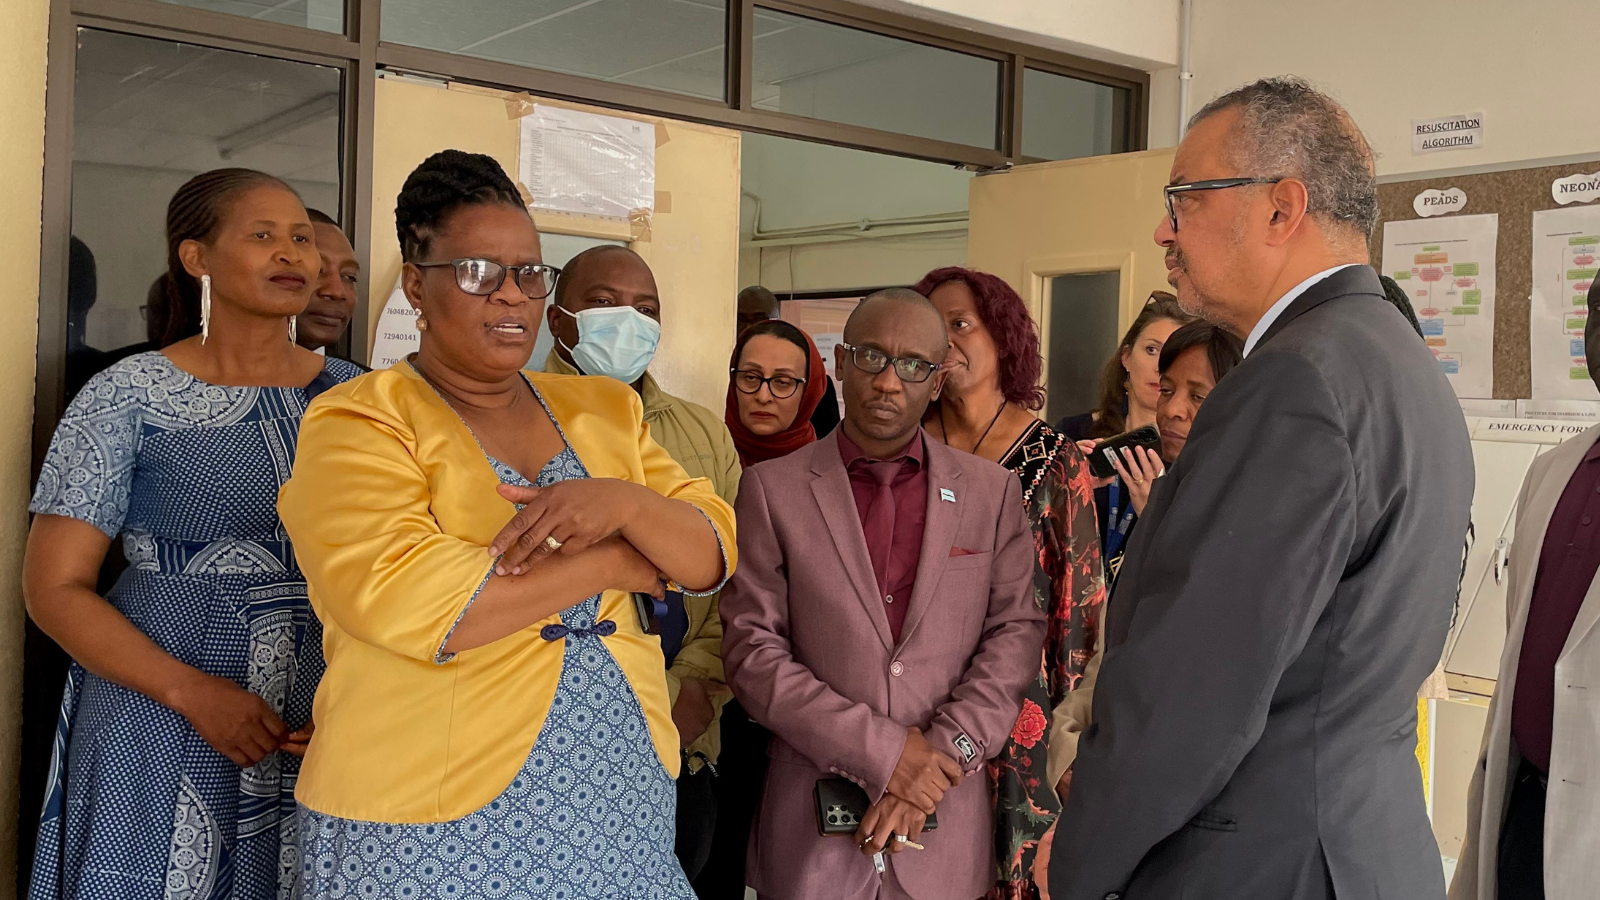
[1047,77,1474,900]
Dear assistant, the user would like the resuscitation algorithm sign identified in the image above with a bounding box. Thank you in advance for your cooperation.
[1412,112,1484,154]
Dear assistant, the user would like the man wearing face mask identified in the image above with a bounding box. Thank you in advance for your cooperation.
[543,244,741,882]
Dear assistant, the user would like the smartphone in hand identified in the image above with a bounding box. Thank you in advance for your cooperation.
[1086,425,1162,479]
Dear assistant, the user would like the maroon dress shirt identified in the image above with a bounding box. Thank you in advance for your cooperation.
[1511,437,1600,772]
[838,428,928,643]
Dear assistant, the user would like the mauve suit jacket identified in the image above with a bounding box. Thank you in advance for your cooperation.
[722,432,1044,900]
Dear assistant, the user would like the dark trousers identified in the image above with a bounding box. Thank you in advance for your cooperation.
[1497,758,1546,900]
[677,763,718,881]
[692,700,770,899]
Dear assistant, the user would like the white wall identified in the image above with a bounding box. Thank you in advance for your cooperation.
[1187,0,1600,177]
[854,0,1180,69]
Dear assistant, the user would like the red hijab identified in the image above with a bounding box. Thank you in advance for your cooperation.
[725,321,829,467]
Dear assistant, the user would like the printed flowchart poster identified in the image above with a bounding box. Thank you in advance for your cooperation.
[1530,206,1600,400]
[1382,213,1498,398]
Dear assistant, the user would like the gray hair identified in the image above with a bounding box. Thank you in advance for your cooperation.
[1190,77,1378,239]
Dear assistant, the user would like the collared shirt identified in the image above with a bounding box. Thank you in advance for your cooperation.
[1512,437,1600,772]
[1242,264,1359,356]
[838,427,928,643]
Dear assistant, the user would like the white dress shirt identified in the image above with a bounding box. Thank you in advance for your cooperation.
[1241,264,1359,356]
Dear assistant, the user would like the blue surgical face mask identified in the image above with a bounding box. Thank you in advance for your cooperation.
[558,305,661,384]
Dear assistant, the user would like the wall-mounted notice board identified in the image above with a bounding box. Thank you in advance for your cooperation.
[1371,160,1600,400]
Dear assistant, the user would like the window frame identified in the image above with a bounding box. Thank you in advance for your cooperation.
[35,0,1149,472]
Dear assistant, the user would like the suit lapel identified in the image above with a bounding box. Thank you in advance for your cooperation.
[898,443,964,647]
[809,441,896,650]
[1555,426,1600,658]
[1511,429,1597,628]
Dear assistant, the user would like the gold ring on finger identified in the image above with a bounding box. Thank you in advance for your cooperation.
[543,535,563,552]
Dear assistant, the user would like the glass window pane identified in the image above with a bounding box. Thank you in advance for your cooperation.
[1045,272,1121,425]
[68,29,343,394]
[143,0,342,33]
[1022,68,1129,161]
[383,0,728,101]
[752,8,1000,149]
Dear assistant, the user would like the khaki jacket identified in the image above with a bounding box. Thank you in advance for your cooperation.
[546,350,741,766]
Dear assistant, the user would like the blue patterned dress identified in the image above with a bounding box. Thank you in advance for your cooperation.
[294,429,693,900]
[28,352,363,900]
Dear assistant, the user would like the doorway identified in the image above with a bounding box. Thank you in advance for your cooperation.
[1045,271,1122,424]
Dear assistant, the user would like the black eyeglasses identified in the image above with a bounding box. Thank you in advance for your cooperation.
[1163,177,1284,232]
[730,368,807,399]
[413,258,561,299]
[838,342,939,384]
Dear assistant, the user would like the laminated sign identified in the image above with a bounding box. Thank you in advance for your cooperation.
[1412,112,1484,154]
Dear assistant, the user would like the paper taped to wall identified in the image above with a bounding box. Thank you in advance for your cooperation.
[370,275,419,370]
[1381,213,1498,398]
[1529,205,1600,400]
[519,105,655,220]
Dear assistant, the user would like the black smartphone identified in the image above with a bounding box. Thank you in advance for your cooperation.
[632,592,665,635]
[814,776,938,836]
[1086,424,1162,479]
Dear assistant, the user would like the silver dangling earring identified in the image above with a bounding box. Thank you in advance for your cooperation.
[288,315,297,344]
[200,274,212,344]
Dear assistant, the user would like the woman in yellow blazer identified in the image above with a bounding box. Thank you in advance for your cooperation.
[278,150,734,899]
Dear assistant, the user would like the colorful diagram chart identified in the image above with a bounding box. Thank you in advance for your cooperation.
[1531,206,1600,400]
[1381,214,1498,398]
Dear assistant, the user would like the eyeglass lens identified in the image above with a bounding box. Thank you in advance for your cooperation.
[735,371,801,398]
[851,346,935,383]
[454,259,554,299]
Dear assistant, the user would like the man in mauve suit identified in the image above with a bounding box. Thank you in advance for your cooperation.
[723,288,1043,900]
[1046,78,1474,900]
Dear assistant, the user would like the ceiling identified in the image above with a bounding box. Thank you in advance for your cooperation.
[72,28,342,184]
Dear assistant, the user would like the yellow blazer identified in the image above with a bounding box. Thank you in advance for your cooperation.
[277,363,736,823]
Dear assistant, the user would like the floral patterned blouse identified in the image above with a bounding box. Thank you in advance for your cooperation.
[986,418,1106,900]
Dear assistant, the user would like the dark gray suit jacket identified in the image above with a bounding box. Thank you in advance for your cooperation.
[1049,265,1473,900]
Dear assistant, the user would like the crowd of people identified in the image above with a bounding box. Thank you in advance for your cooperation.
[20,75,1562,900]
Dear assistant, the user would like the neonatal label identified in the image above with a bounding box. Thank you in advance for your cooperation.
[1413,188,1468,217]
[1552,172,1600,205]
[1412,112,1484,154]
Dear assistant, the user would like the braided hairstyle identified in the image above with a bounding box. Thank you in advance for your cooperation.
[149,168,298,347]
[395,150,526,263]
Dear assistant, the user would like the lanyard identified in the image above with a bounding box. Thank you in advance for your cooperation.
[1105,477,1136,560]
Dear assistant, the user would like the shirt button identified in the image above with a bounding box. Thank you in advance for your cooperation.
[890,661,905,677]
[1585,516,1593,526]
[885,594,894,604]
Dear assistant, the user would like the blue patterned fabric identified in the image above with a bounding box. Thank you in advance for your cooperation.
[27,352,363,900]
[294,432,693,900]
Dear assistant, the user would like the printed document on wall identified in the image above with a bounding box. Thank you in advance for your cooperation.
[369,275,419,370]
[1381,213,1498,398]
[1530,206,1600,400]
[519,105,654,220]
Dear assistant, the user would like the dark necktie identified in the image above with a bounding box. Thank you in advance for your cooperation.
[863,459,900,602]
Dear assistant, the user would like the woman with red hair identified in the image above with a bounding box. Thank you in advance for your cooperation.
[914,266,1105,900]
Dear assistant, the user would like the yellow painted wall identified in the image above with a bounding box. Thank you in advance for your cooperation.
[967,148,1177,339]
[370,78,741,410]
[1,0,51,890]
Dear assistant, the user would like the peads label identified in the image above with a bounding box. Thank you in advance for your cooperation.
[1413,188,1468,217]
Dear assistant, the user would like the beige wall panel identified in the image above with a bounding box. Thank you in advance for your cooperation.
[1,0,51,890]
[967,148,1176,339]
[370,78,740,410]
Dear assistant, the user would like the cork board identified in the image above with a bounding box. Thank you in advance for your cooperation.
[1372,162,1600,399]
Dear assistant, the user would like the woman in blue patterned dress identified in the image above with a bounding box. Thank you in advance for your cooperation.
[277,150,735,899]
[23,168,362,899]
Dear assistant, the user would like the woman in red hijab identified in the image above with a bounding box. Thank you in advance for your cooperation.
[725,319,829,467]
